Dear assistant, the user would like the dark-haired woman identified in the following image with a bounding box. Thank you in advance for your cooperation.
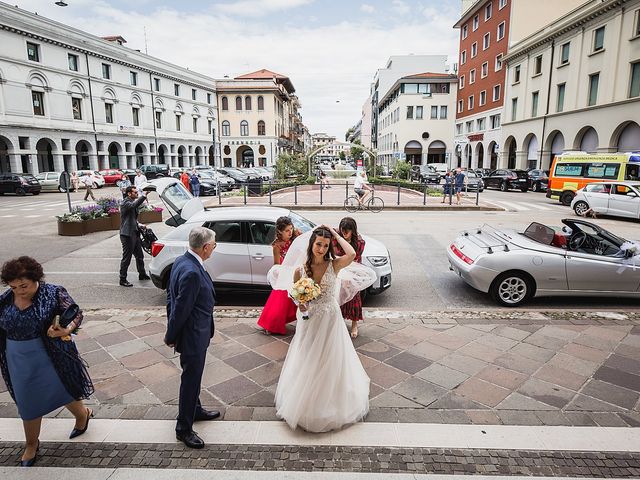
[257,217,300,334]
[333,217,366,339]
[275,226,373,432]
[0,256,94,467]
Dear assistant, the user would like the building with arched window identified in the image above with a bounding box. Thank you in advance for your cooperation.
[0,3,218,174]
[501,0,640,170]
[215,69,309,167]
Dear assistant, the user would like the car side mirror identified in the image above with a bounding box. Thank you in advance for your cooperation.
[624,249,635,259]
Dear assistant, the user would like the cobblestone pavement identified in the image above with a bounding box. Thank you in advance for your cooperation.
[0,442,639,476]
[1,308,639,427]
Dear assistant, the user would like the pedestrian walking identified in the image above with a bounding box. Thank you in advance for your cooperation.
[165,227,219,449]
[180,171,191,192]
[118,186,150,287]
[455,168,466,205]
[442,171,453,203]
[117,173,131,199]
[0,256,94,467]
[189,170,201,197]
[81,173,95,201]
[70,171,79,192]
[134,169,147,197]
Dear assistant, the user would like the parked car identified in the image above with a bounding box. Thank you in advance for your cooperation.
[217,167,251,187]
[144,178,392,296]
[140,164,170,179]
[34,171,67,192]
[204,170,236,191]
[427,163,450,177]
[572,181,640,220]
[98,169,125,185]
[463,171,485,192]
[528,169,549,192]
[0,173,41,195]
[448,218,640,307]
[411,165,440,184]
[482,169,530,192]
[76,170,105,189]
[474,168,492,178]
[253,167,275,181]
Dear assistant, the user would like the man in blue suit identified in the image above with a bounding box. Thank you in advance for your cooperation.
[165,226,219,449]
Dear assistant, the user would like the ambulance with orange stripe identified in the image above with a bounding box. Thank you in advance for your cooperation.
[546,152,640,205]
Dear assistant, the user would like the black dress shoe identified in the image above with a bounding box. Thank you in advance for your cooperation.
[119,280,133,287]
[20,440,39,467]
[194,409,221,421]
[69,408,93,439]
[176,430,205,449]
[139,274,151,280]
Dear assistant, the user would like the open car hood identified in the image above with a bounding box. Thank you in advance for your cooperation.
[143,178,204,226]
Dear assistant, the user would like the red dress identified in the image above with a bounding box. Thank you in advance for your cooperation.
[333,236,366,322]
[257,241,298,334]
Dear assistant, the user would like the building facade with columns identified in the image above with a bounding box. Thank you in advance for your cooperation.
[0,2,218,175]
[216,69,305,168]
[377,72,458,168]
[453,0,592,171]
[500,0,640,170]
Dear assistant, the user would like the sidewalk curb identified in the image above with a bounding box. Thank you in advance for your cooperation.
[202,202,504,212]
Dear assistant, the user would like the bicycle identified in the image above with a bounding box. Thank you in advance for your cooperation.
[344,193,384,213]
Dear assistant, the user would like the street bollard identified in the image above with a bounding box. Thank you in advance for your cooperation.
[217,182,222,205]
[268,180,272,205]
[243,185,247,205]
[294,184,298,205]
[476,187,480,206]
[320,181,323,205]
[397,183,401,206]
[423,184,427,206]
[345,181,348,201]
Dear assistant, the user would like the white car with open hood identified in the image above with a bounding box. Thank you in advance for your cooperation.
[144,178,392,296]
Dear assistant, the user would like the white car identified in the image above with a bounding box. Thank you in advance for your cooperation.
[76,170,105,189]
[572,181,640,220]
[145,178,392,295]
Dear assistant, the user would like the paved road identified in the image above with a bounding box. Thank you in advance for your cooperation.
[0,187,638,310]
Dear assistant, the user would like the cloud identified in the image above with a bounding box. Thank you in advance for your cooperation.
[360,4,375,14]
[215,0,314,16]
[10,0,459,137]
[391,0,410,15]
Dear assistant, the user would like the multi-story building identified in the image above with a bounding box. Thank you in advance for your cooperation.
[377,72,458,167]
[453,0,589,171]
[0,2,217,174]
[216,69,303,167]
[369,55,450,151]
[500,0,640,170]
[311,133,338,162]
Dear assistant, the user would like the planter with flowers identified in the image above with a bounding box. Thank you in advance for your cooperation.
[138,204,164,224]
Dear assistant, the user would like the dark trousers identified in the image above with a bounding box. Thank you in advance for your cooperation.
[84,186,95,201]
[119,234,145,281]
[176,351,207,433]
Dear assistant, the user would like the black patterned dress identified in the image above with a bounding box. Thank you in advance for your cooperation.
[333,236,366,322]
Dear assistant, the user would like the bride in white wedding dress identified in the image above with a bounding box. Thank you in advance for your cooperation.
[272,226,376,432]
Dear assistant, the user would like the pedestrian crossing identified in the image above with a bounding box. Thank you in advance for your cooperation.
[0,196,89,219]
[487,199,567,212]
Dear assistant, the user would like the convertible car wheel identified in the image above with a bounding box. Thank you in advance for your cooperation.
[490,272,534,307]
[573,200,590,216]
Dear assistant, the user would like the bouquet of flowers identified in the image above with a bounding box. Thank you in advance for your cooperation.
[289,277,321,320]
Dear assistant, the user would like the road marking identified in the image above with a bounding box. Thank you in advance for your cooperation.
[24,215,41,218]
[0,215,17,218]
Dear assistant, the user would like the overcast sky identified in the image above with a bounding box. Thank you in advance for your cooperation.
[14,0,460,139]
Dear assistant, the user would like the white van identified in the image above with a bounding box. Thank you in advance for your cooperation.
[428,163,450,175]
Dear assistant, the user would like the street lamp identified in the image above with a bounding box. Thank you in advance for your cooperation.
[55,1,68,6]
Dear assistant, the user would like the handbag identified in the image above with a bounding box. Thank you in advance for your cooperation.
[139,226,158,255]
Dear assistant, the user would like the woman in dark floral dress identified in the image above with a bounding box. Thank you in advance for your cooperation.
[0,256,94,467]
[257,217,301,335]
[333,217,366,338]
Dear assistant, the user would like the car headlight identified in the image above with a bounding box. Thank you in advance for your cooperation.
[366,256,388,266]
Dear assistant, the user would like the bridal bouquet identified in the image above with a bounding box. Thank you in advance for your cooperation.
[289,277,322,320]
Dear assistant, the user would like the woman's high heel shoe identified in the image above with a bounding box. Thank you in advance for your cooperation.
[69,408,93,439]
[20,440,39,467]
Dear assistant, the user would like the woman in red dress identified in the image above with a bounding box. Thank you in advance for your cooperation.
[333,217,366,338]
[257,217,300,335]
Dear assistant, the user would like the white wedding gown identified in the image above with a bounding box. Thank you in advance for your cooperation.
[275,262,370,432]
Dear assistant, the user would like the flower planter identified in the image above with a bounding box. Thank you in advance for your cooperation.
[109,212,121,230]
[84,216,112,233]
[139,210,163,224]
[57,221,85,236]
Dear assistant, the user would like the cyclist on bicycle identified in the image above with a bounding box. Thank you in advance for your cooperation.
[353,170,372,207]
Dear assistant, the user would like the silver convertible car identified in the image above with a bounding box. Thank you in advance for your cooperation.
[447,219,640,306]
[144,178,392,296]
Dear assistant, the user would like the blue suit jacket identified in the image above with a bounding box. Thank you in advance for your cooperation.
[165,252,216,355]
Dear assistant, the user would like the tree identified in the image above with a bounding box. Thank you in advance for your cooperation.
[339,151,346,161]
[350,139,365,162]
[275,153,307,179]
[392,160,412,180]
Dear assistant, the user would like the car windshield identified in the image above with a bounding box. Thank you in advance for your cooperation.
[162,182,192,213]
[289,211,315,233]
[467,172,478,178]
[522,222,556,245]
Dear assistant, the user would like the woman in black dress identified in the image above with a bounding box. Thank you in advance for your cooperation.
[0,256,94,467]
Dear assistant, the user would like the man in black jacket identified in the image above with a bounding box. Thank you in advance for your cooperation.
[119,186,151,287]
